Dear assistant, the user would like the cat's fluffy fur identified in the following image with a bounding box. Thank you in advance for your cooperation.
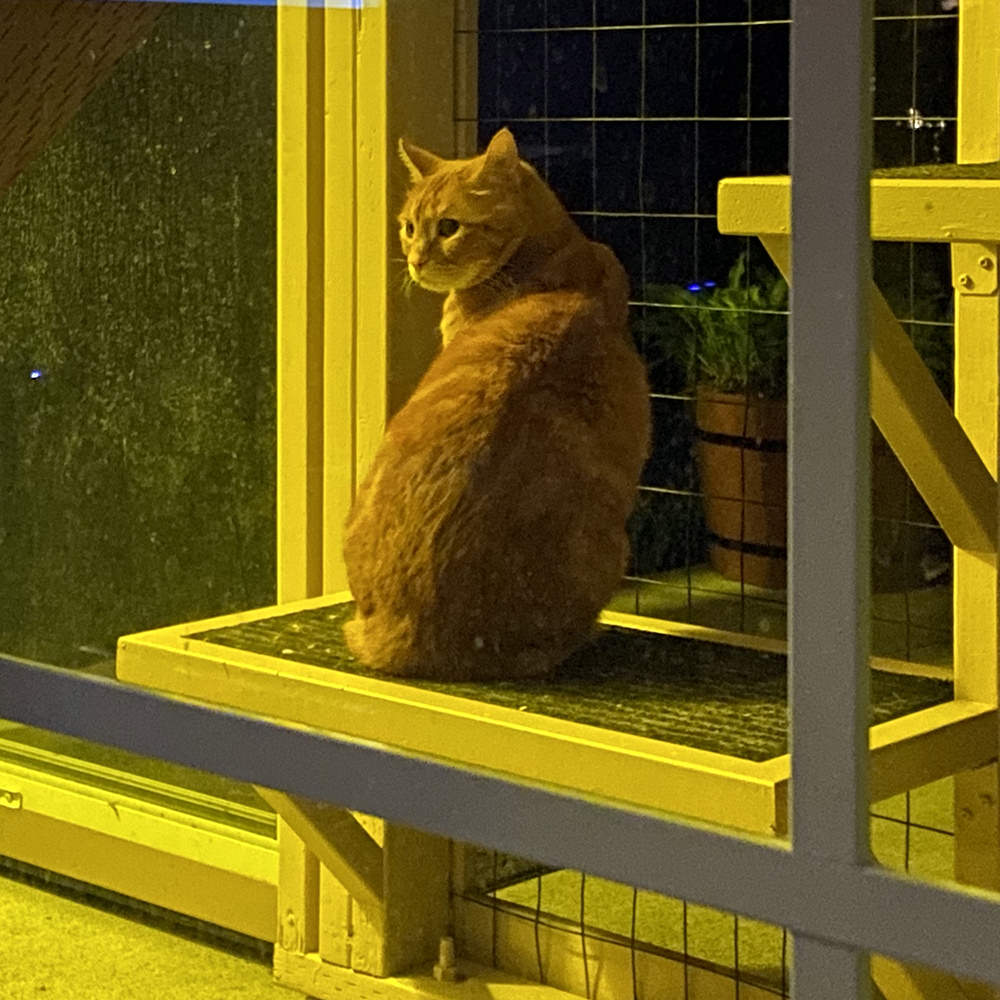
[342,128,650,680]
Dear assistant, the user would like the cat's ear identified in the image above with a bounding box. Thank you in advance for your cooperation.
[479,127,520,178]
[398,138,443,182]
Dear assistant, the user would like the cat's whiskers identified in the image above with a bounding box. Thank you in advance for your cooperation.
[392,259,418,298]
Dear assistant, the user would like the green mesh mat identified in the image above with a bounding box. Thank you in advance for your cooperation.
[759,164,1000,180]
[192,603,951,763]
[874,161,1000,179]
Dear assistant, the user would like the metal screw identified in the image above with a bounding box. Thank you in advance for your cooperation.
[979,255,995,271]
[958,273,974,289]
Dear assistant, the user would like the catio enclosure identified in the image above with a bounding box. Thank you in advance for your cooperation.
[1,2,1000,1000]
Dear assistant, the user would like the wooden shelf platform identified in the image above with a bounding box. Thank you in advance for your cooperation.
[116,595,997,838]
[718,165,1000,243]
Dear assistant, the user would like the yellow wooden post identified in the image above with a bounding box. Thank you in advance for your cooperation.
[277,1,326,604]
[275,6,328,989]
[274,3,462,992]
[953,3,1000,966]
[322,5,358,595]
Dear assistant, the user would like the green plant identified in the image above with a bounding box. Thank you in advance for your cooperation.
[643,251,955,403]
[643,254,789,398]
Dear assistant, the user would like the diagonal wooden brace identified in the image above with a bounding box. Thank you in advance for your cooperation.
[256,786,384,920]
[763,234,997,555]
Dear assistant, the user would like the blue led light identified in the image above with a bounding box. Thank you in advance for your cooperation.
[686,283,702,293]
[704,281,717,288]
[29,369,44,380]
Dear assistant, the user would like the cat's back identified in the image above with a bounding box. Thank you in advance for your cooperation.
[371,232,648,551]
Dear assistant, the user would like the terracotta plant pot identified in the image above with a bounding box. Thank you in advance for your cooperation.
[695,387,788,590]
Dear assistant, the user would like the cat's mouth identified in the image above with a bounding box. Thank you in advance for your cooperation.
[410,264,484,293]
[410,269,453,292]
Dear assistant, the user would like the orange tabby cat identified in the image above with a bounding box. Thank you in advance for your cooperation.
[342,128,650,680]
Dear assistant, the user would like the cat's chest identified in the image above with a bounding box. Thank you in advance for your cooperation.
[439,305,462,347]
[440,289,511,347]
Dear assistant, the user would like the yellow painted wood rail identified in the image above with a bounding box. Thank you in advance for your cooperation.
[718,170,1000,556]
[117,595,999,842]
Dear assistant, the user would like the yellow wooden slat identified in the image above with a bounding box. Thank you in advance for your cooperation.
[352,4,389,487]
[323,8,358,594]
[277,3,326,603]
[275,816,319,956]
[274,950,585,1000]
[872,955,994,1000]
[952,6,1000,979]
[762,235,996,555]
[719,175,1000,244]
[958,0,1000,166]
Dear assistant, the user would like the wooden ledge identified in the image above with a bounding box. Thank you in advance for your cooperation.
[719,174,1000,243]
[116,594,995,840]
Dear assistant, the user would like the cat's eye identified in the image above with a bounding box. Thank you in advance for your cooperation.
[403,220,415,238]
[437,218,460,238]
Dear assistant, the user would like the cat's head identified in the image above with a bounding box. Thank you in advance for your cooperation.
[397,128,529,292]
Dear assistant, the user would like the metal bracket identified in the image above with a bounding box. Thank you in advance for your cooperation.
[951,242,998,296]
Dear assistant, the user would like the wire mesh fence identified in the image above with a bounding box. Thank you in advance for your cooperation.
[461,3,961,992]
[454,779,955,999]
[473,0,956,666]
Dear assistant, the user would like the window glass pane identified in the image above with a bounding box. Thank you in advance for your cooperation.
[0,1,275,811]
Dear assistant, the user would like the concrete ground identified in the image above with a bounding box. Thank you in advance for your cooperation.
[0,865,294,1000]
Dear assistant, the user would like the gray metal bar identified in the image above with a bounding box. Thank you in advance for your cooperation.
[789,0,873,868]
[789,0,873,993]
[3,655,1000,986]
[794,938,870,1000]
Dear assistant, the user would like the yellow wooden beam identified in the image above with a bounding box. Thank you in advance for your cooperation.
[256,786,385,919]
[323,7,359,595]
[277,2,326,603]
[720,175,1000,244]
[952,13,1000,996]
[958,0,1000,165]
[763,235,996,555]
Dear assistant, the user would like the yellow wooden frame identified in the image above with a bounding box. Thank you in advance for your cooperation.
[0,737,277,940]
[270,3,477,989]
[117,595,997,841]
[715,11,1000,997]
[102,3,1000,999]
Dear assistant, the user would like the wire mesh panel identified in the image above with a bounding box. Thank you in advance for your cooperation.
[452,777,956,1000]
[474,0,955,666]
[462,2,962,995]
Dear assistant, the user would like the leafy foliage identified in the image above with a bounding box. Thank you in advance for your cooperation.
[643,254,789,398]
